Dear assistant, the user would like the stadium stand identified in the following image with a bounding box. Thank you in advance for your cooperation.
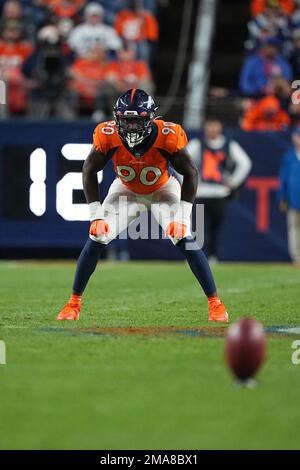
[114,0,159,64]
[0,0,161,118]
[2,0,299,125]
[239,37,292,97]
[209,0,300,130]
[1,0,299,264]
[0,16,32,115]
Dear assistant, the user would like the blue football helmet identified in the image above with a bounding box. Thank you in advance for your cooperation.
[113,88,157,148]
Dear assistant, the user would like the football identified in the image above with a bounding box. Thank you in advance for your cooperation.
[225,317,266,382]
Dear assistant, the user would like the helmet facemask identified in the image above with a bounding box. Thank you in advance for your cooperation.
[114,112,154,148]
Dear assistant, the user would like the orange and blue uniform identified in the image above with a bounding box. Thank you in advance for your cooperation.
[93,119,188,195]
[56,89,229,323]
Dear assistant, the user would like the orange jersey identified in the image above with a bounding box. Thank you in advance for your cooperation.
[241,95,291,131]
[0,41,33,69]
[250,0,295,16]
[105,60,151,83]
[70,58,106,98]
[48,0,85,18]
[114,10,159,42]
[93,119,188,194]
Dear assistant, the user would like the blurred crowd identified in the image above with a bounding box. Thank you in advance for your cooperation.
[239,0,300,131]
[0,0,161,119]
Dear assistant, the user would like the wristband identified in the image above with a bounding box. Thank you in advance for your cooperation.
[175,201,193,226]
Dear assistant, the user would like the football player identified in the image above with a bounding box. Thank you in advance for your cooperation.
[57,89,228,322]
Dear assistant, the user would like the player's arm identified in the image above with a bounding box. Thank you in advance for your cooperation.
[169,147,198,203]
[83,145,110,239]
[83,145,109,205]
[167,147,198,240]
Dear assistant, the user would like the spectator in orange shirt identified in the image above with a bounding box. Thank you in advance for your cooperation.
[251,0,295,17]
[0,21,33,115]
[241,95,291,131]
[92,46,154,120]
[47,0,86,19]
[114,0,159,64]
[69,44,107,114]
[105,47,154,94]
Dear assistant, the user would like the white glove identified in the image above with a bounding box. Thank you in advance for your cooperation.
[174,201,193,226]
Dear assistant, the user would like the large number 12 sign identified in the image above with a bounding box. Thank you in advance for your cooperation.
[29,144,103,221]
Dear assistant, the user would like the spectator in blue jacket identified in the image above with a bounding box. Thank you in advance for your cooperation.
[278,128,300,265]
[239,37,292,97]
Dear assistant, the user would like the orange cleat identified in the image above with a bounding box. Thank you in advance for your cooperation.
[208,297,229,323]
[56,295,81,321]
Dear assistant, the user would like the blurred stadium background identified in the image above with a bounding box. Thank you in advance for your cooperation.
[0,0,299,263]
[2,1,300,451]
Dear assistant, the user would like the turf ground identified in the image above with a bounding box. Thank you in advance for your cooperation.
[0,260,300,450]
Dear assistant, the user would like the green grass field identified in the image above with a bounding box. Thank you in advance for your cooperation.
[0,260,300,450]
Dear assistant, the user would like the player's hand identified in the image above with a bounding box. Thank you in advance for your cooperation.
[165,221,187,240]
[89,220,110,239]
[279,200,288,213]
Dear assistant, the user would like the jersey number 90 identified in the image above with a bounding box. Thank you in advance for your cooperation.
[113,121,176,186]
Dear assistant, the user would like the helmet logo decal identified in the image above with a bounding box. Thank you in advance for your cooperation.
[146,96,154,108]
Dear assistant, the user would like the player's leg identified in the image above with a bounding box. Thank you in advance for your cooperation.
[176,237,217,297]
[56,239,104,320]
[72,239,105,295]
[56,180,141,320]
[151,177,228,322]
[193,197,211,256]
[74,181,144,292]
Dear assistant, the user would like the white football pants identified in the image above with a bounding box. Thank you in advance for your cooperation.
[90,176,192,245]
